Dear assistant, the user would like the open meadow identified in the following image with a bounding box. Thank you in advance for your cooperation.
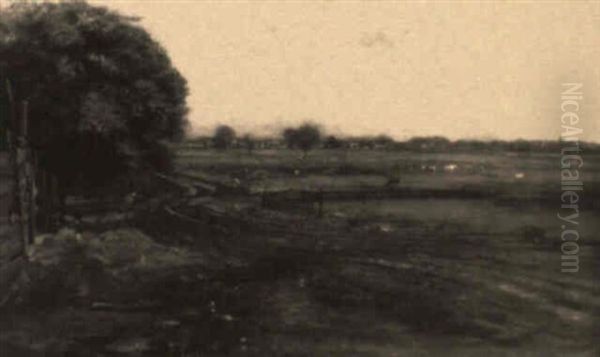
[0,144,600,356]
[166,146,600,355]
[1,145,598,355]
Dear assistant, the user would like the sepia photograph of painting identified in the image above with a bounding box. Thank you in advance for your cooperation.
[0,0,598,355]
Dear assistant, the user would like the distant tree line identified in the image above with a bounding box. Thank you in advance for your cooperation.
[206,122,323,156]
[396,137,600,153]
[192,127,600,154]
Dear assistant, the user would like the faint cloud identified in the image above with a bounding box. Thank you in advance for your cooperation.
[359,31,395,48]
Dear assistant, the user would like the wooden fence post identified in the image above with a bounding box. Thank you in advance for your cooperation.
[21,100,35,244]
[4,80,25,252]
[6,83,37,252]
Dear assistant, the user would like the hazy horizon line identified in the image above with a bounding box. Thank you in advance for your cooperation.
[186,122,598,144]
[185,126,600,145]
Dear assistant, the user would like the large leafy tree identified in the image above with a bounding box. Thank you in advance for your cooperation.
[0,1,188,192]
[213,125,235,150]
[282,123,321,157]
[295,123,321,155]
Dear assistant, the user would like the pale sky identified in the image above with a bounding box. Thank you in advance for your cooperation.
[81,1,600,140]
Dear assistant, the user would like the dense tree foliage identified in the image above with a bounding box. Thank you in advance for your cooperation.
[323,135,342,149]
[0,2,188,192]
[282,123,321,155]
[213,125,235,150]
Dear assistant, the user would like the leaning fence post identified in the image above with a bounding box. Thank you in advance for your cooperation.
[22,100,35,244]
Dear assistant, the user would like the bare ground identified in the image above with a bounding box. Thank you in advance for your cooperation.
[1,195,598,356]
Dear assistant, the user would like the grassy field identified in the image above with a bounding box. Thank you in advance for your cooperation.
[172,146,600,355]
[175,147,600,198]
[1,146,598,355]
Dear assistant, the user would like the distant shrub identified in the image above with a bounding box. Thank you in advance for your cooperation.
[282,123,321,157]
[213,125,236,150]
[324,135,343,149]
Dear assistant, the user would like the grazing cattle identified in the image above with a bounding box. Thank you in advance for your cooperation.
[444,163,458,172]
